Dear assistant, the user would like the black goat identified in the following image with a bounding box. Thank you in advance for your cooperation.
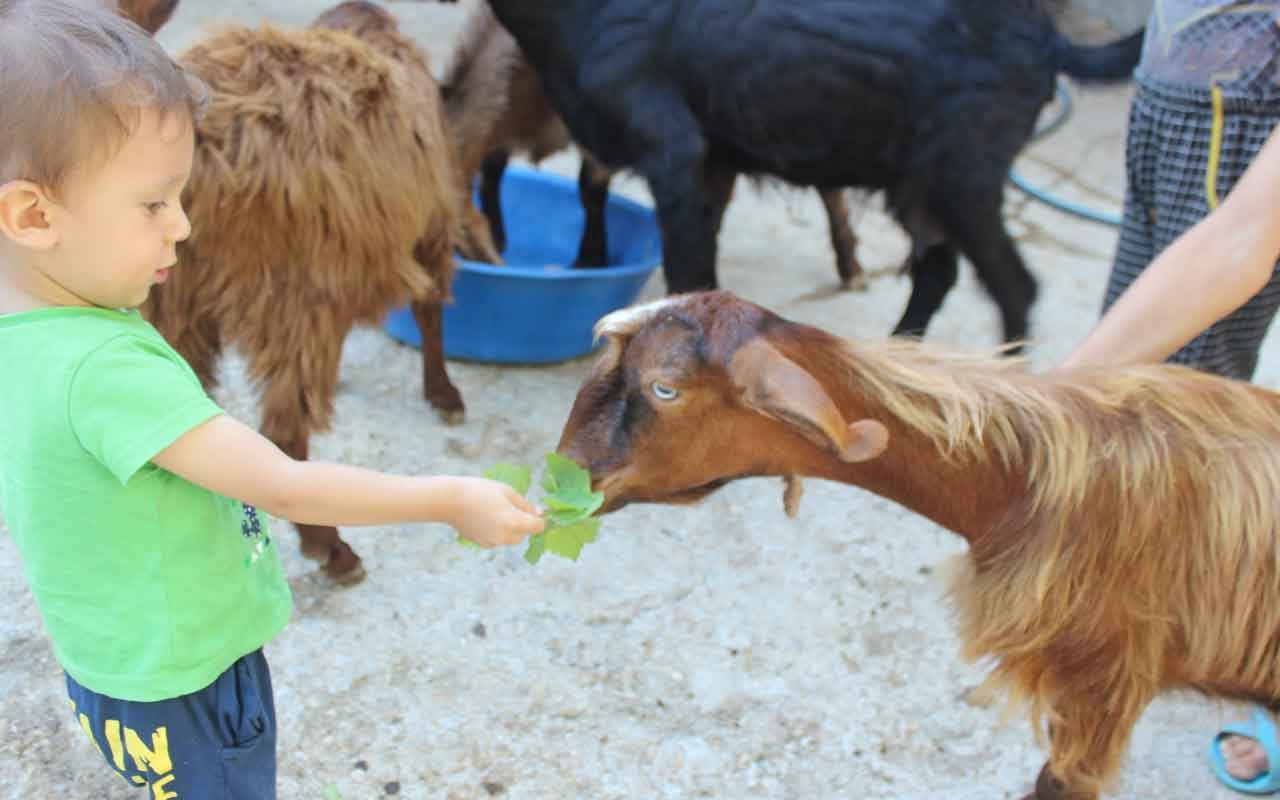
[439,0,1140,345]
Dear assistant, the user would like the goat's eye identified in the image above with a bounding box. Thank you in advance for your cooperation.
[650,381,679,401]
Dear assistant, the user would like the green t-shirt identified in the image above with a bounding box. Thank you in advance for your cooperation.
[0,306,292,701]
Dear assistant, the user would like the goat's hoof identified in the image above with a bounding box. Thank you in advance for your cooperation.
[840,273,869,292]
[1031,762,1077,800]
[425,383,465,426]
[436,406,466,426]
[323,550,366,586]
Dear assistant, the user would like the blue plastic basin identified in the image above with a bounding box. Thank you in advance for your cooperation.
[383,166,662,363]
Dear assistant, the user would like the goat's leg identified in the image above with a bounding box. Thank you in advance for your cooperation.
[479,149,511,254]
[703,163,737,237]
[272,434,366,586]
[257,346,365,585]
[941,193,1037,348]
[1021,683,1154,800]
[892,243,958,340]
[411,297,464,425]
[818,188,865,291]
[633,103,719,293]
[573,153,614,268]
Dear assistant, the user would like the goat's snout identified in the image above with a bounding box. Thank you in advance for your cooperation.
[554,439,626,513]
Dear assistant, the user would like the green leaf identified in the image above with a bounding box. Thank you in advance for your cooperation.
[523,533,548,565]
[544,504,592,526]
[322,786,343,800]
[541,453,604,518]
[465,455,605,564]
[543,518,601,561]
[484,463,532,495]
[542,453,593,499]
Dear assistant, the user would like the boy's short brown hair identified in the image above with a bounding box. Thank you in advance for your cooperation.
[0,0,206,198]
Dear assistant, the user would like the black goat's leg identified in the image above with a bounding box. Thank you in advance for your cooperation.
[940,192,1037,349]
[703,163,738,237]
[574,153,614,268]
[479,149,511,254]
[892,242,958,340]
[639,137,722,292]
[962,227,1037,348]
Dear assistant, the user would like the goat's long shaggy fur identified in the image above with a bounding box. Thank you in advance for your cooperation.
[141,15,463,581]
[576,293,1280,795]
[148,23,455,433]
[830,339,1280,791]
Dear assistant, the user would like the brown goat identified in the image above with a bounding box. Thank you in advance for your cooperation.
[139,3,468,583]
[444,3,868,287]
[557,290,1280,800]
[118,0,502,264]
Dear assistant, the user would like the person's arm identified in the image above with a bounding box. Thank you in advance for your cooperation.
[1061,124,1280,370]
[151,413,544,547]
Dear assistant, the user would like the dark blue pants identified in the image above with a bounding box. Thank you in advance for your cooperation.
[66,649,276,799]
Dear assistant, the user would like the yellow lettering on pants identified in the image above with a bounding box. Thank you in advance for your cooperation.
[125,725,173,775]
[76,712,98,751]
[104,719,126,771]
[150,773,179,800]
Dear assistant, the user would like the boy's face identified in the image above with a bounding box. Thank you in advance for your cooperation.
[39,109,194,309]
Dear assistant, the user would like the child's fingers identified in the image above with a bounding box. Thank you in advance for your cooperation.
[503,486,540,516]
[506,510,544,540]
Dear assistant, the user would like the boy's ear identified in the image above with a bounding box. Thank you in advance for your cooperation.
[0,181,59,250]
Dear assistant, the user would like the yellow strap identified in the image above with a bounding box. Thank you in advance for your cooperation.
[1206,82,1225,210]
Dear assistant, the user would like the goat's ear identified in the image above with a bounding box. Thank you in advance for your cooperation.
[729,337,888,463]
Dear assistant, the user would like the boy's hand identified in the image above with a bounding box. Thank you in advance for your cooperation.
[444,477,545,548]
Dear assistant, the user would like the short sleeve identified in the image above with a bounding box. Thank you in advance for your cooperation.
[68,334,223,485]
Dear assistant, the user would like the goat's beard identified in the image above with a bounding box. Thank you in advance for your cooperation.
[782,474,803,518]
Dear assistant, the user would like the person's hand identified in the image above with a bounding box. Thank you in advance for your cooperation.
[442,477,545,548]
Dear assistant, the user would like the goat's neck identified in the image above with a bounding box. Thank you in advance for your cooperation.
[776,380,1025,548]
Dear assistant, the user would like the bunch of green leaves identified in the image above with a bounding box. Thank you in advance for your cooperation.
[459,453,604,564]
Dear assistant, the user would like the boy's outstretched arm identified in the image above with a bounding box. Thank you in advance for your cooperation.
[151,414,544,548]
[1061,124,1280,370]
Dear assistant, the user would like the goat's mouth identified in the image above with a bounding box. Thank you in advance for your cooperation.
[661,478,734,505]
[601,476,739,513]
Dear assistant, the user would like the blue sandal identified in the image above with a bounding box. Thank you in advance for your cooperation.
[1209,708,1280,794]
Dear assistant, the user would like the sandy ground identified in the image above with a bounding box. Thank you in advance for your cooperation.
[4,2,1280,798]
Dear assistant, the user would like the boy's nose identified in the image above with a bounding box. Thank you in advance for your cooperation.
[172,206,192,242]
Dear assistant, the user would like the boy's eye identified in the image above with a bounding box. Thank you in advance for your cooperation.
[143,201,168,214]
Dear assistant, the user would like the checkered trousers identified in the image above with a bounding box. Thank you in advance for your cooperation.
[1103,80,1280,380]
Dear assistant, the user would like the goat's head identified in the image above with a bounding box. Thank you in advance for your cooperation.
[556,291,889,514]
[115,0,179,35]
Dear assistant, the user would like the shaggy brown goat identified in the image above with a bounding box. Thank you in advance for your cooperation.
[135,2,468,583]
[557,291,1280,800]
[443,3,868,287]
